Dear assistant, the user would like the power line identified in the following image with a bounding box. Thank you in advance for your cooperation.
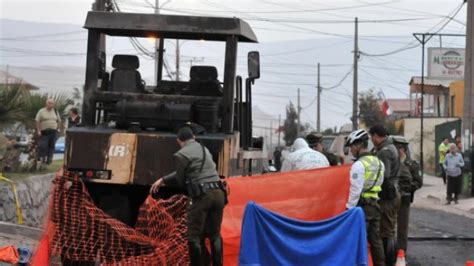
[0,30,85,40]
[359,2,466,57]
[321,67,353,90]
[359,68,409,96]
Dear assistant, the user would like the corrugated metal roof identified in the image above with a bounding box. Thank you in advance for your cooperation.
[409,76,453,88]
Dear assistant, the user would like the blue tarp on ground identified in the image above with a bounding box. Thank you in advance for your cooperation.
[239,202,368,266]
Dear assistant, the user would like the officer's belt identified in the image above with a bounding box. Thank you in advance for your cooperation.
[201,181,222,192]
[190,175,220,184]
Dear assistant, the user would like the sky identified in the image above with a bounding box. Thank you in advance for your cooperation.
[0,0,469,131]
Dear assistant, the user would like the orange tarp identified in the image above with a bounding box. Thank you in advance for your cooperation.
[0,245,19,264]
[222,165,351,265]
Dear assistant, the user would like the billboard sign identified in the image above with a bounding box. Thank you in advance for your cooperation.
[428,48,465,80]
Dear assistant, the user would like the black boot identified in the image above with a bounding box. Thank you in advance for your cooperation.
[201,239,211,265]
[188,240,203,266]
[210,237,223,266]
[383,238,396,265]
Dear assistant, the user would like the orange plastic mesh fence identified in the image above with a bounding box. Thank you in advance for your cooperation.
[36,172,189,265]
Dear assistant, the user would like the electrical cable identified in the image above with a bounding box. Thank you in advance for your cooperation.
[359,2,465,57]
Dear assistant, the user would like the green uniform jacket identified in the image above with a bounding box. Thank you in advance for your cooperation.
[163,139,220,188]
[323,150,340,166]
[373,138,400,184]
[398,157,423,202]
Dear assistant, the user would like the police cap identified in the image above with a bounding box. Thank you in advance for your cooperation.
[391,135,409,148]
[306,132,323,146]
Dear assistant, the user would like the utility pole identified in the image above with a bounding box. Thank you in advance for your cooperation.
[278,114,281,147]
[464,0,474,153]
[154,0,160,84]
[352,17,359,130]
[297,88,301,137]
[317,62,321,132]
[270,121,273,151]
[176,40,180,81]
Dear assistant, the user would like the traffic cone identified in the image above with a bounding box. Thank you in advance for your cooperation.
[395,249,406,266]
[466,260,474,266]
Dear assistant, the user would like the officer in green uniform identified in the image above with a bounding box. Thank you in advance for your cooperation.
[150,126,226,266]
[306,132,340,166]
[369,125,401,265]
[345,129,385,266]
[392,136,423,254]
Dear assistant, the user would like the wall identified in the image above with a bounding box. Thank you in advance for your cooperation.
[449,80,464,117]
[0,173,54,227]
[403,117,459,174]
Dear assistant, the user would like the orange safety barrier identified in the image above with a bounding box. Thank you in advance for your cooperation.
[32,165,375,265]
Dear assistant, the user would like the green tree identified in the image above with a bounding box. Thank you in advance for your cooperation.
[0,83,28,131]
[323,128,334,135]
[359,89,384,128]
[283,102,306,146]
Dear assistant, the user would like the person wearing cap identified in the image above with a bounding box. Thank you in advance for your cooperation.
[369,124,400,265]
[280,137,329,172]
[392,136,423,254]
[345,129,385,266]
[150,126,226,266]
[305,132,340,166]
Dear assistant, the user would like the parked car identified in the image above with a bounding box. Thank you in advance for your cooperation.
[55,137,65,153]
[321,135,348,164]
[322,134,374,164]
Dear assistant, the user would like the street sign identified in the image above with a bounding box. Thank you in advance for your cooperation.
[427,48,465,80]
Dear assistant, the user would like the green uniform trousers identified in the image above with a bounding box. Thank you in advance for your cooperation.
[187,189,226,243]
[380,192,401,239]
[396,196,411,252]
[360,199,385,266]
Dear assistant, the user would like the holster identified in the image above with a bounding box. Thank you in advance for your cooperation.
[185,179,228,202]
[219,180,229,205]
[185,180,204,198]
[380,181,397,200]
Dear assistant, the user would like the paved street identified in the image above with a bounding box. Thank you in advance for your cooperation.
[407,174,474,265]
[407,207,474,265]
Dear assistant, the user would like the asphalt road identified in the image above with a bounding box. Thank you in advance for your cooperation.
[407,207,474,265]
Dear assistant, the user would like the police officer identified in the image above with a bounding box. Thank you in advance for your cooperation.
[150,126,226,266]
[369,125,400,265]
[306,132,340,166]
[392,136,423,254]
[345,129,385,266]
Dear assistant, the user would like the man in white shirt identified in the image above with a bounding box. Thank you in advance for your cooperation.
[280,138,329,172]
[345,129,385,266]
[35,98,62,165]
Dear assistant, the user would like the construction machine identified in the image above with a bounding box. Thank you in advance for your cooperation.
[64,11,265,226]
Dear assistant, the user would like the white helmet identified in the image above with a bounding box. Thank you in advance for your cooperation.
[345,129,369,146]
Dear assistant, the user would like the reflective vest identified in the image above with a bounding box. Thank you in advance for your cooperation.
[359,155,384,199]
